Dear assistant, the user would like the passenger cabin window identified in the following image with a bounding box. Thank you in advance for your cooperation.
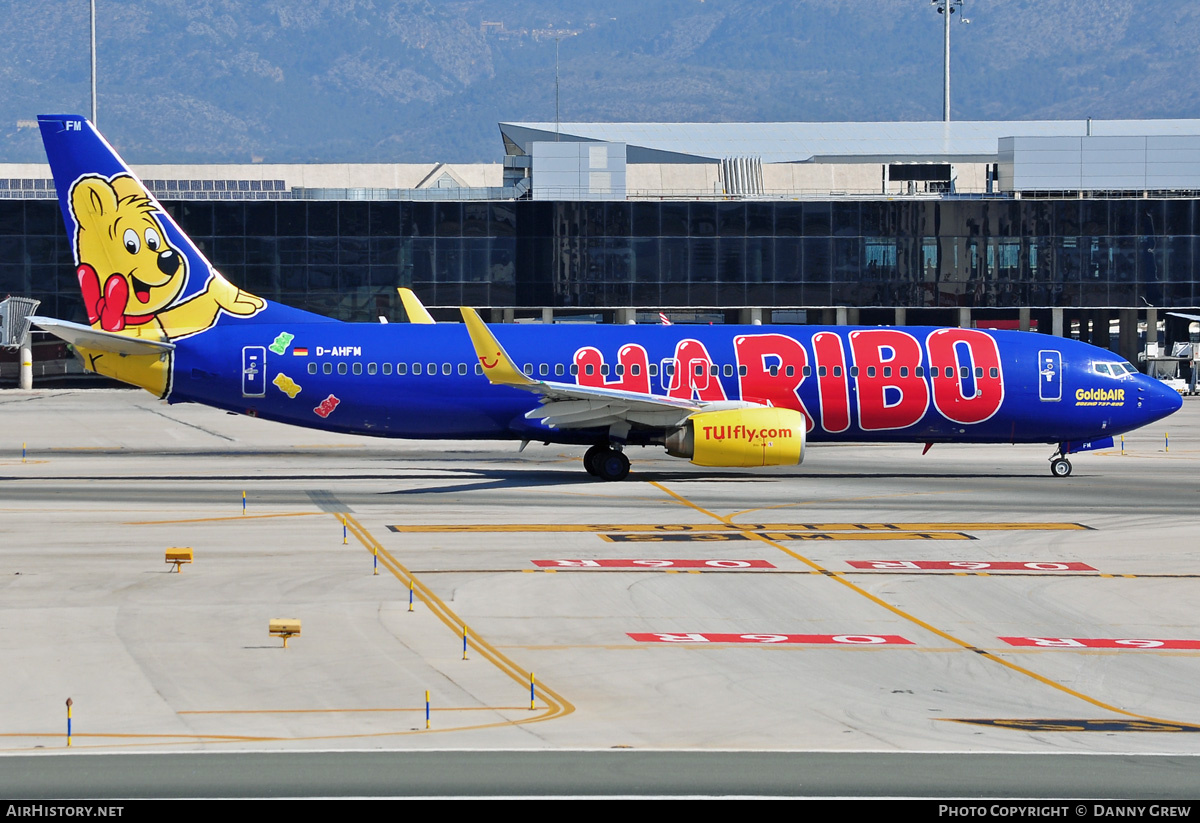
[710,364,719,376]
[367,363,377,375]
[785,365,794,377]
[523,363,533,375]
[803,366,811,377]
[323,363,332,375]
[413,363,422,375]
[833,366,842,377]
[768,365,779,376]
[383,363,393,375]
[724,364,733,377]
[615,364,624,376]
[899,367,908,378]
[308,363,317,375]
[584,364,594,376]
[338,363,348,375]
[570,364,579,375]
[474,364,482,375]
[975,367,983,378]
[882,366,891,378]
[601,364,609,376]
[396,363,406,375]
[555,364,565,376]
[915,366,924,377]
[459,363,468,375]
[442,363,452,376]
[960,367,969,378]
[426,362,436,375]
[850,367,859,377]
[866,366,876,378]
[738,365,747,376]
[818,365,827,377]
[540,364,549,376]
[649,364,659,377]
[989,367,998,378]
[352,363,362,375]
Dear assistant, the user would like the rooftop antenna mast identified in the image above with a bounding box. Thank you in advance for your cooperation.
[544,29,577,141]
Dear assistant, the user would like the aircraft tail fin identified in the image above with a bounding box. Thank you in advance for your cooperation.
[37,115,267,338]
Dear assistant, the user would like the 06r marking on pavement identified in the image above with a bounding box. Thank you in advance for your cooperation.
[628,633,914,645]
[847,561,1096,571]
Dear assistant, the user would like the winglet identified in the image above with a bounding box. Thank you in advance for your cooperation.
[398,288,436,324]
[460,307,536,387]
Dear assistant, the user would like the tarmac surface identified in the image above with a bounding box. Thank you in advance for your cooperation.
[2,388,1199,796]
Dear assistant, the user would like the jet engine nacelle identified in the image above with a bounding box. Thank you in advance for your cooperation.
[665,407,807,467]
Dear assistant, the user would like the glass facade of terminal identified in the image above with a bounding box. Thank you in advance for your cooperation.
[2,197,1199,323]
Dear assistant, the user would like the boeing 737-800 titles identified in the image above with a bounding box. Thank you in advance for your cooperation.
[29,115,1182,480]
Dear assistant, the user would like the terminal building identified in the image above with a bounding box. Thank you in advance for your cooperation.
[4,117,1200,378]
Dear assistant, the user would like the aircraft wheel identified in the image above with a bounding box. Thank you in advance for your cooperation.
[594,448,630,482]
[583,444,605,476]
[1050,457,1072,478]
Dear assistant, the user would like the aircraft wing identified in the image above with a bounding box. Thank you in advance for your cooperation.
[30,316,174,356]
[460,307,754,430]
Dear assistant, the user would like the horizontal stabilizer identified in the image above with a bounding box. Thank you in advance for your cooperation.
[30,316,174,356]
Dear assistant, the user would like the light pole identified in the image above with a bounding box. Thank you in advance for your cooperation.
[555,36,561,141]
[930,0,969,122]
[90,0,97,125]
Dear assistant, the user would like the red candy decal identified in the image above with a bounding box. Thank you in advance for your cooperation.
[313,394,340,418]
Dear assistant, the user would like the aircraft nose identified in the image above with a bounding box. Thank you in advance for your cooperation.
[1139,376,1183,421]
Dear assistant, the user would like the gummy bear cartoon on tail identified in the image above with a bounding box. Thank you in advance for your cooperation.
[68,173,265,395]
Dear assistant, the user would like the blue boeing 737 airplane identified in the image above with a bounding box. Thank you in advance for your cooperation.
[30,115,1182,480]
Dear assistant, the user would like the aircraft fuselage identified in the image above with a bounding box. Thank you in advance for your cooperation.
[173,322,1179,448]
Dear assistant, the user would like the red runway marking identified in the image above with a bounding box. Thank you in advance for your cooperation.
[1002,637,1200,650]
[533,559,775,569]
[628,632,914,645]
[847,560,1096,571]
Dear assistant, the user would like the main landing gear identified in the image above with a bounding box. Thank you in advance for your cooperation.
[583,443,630,482]
[1049,447,1072,478]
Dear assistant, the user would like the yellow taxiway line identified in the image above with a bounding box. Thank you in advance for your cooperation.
[342,513,574,727]
[647,480,1194,728]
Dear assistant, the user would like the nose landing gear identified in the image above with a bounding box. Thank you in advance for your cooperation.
[1049,446,1072,477]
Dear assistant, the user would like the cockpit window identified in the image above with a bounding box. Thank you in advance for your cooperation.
[1094,362,1137,379]
[1094,361,1138,377]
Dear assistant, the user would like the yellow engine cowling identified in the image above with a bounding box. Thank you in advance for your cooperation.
[665,407,807,468]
